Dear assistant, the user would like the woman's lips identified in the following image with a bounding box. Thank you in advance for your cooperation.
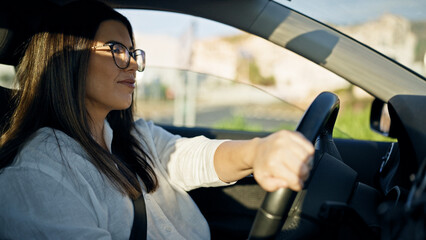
[117,79,136,88]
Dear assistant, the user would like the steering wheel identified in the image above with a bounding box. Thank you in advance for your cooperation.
[248,91,340,239]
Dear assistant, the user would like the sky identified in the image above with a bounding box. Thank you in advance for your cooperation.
[118,9,240,39]
[118,0,426,39]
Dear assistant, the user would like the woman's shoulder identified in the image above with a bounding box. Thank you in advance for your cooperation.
[12,127,92,175]
[20,127,83,157]
[27,126,75,142]
[0,128,126,237]
[133,117,153,131]
[4,127,110,197]
[133,118,179,139]
[132,118,158,140]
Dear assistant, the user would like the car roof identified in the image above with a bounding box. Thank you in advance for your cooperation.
[1,0,425,102]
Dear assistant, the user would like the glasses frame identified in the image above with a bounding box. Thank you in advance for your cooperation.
[92,41,145,72]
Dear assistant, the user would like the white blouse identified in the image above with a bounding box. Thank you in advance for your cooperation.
[0,119,231,239]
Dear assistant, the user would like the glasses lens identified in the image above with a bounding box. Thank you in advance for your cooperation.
[112,44,129,68]
[135,50,145,72]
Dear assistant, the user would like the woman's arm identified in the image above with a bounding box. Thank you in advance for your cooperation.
[214,130,314,192]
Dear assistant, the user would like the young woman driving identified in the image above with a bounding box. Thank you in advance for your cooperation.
[0,1,314,239]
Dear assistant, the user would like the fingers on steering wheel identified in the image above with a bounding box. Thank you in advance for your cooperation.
[258,177,289,192]
[282,146,313,181]
[282,154,310,181]
[270,162,304,191]
[291,131,315,152]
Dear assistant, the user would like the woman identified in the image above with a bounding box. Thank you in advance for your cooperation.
[0,1,314,239]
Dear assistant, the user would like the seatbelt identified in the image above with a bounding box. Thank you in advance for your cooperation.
[129,194,147,240]
[111,145,147,239]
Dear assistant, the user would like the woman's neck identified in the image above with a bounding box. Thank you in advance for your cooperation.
[90,120,107,149]
[85,101,109,150]
[86,109,108,150]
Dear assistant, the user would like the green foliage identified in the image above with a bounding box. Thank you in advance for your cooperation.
[333,102,395,142]
[211,102,394,142]
[411,21,426,62]
[414,39,426,62]
[211,84,394,142]
[213,114,263,132]
[274,122,296,131]
[248,61,276,86]
[236,55,276,86]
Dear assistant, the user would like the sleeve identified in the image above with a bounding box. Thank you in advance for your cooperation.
[0,167,111,240]
[166,135,233,191]
[135,119,233,191]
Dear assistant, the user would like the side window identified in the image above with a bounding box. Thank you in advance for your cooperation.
[0,64,15,89]
[121,10,390,141]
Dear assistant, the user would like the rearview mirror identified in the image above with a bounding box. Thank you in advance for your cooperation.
[370,98,393,137]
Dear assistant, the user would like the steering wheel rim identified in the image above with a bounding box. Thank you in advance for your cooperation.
[248,91,340,239]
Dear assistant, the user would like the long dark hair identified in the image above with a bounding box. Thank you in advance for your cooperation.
[0,0,157,199]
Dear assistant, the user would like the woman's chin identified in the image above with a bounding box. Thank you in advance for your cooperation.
[115,101,133,111]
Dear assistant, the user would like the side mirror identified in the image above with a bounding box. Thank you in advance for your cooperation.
[370,98,394,138]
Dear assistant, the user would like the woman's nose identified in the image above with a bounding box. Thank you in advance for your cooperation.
[127,55,138,72]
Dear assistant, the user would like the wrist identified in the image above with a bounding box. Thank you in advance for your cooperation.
[244,137,261,171]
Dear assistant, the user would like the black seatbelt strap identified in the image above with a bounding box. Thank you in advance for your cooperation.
[129,194,147,240]
[111,147,147,239]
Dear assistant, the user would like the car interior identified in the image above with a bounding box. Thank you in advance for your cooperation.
[1,0,425,239]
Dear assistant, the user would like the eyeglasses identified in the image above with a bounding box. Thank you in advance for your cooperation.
[92,41,145,72]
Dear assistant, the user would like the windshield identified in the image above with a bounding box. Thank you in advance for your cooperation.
[274,0,426,78]
[116,7,397,142]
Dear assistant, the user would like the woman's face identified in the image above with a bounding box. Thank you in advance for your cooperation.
[86,20,137,119]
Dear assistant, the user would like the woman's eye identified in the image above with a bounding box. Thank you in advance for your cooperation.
[112,48,123,54]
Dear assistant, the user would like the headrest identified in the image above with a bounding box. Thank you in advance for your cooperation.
[0,7,21,66]
[0,1,59,66]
